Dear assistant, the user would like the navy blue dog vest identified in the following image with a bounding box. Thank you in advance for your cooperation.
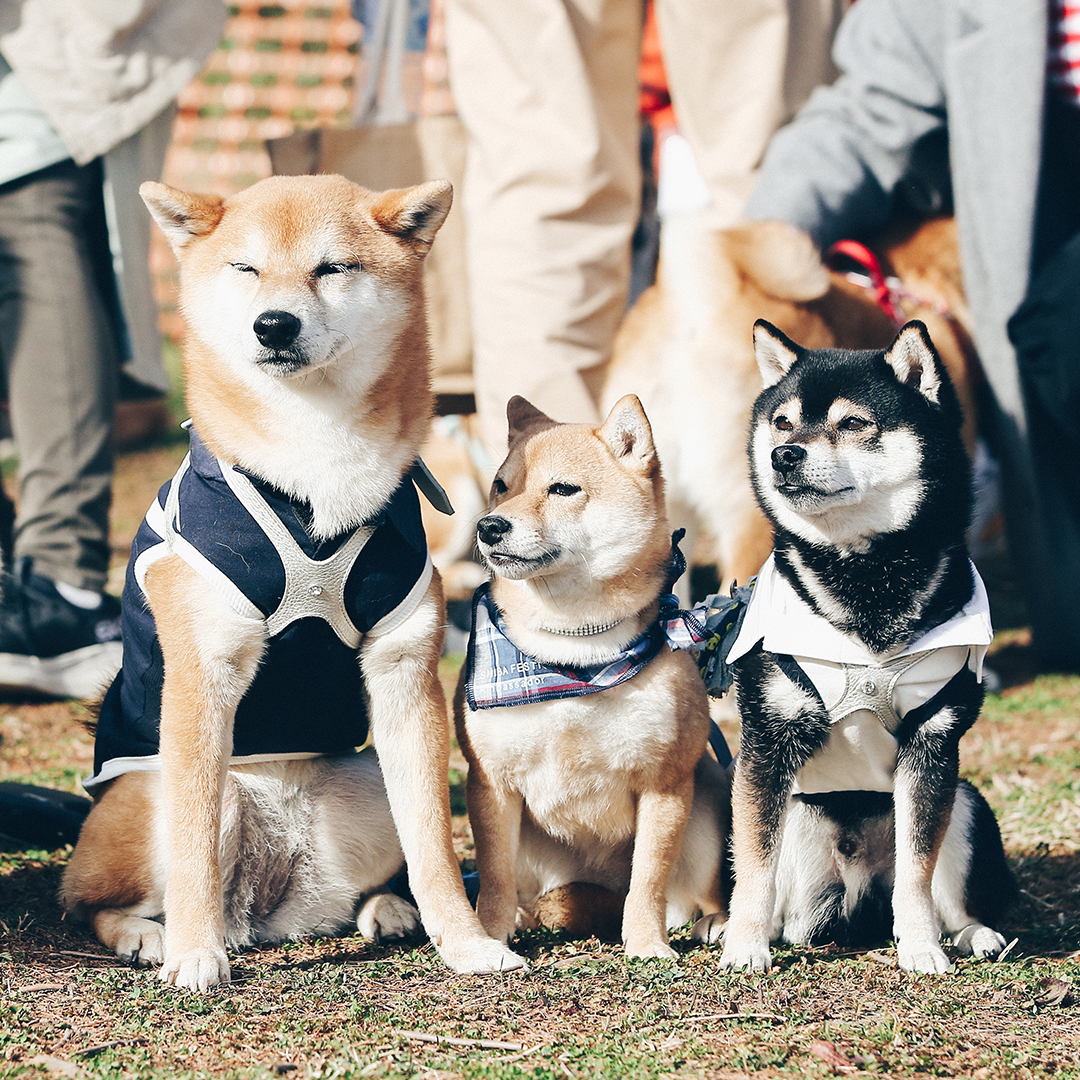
[86,429,431,792]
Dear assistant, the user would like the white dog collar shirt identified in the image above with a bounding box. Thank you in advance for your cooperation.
[725,554,993,795]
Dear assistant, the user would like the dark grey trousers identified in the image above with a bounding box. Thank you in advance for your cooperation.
[0,159,117,592]
[1008,229,1080,668]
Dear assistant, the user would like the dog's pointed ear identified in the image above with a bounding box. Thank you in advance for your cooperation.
[370,179,453,253]
[884,321,942,403]
[598,395,656,471]
[140,181,225,254]
[506,396,557,444]
[754,320,800,387]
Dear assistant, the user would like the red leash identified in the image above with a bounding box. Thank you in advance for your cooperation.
[825,239,985,390]
[825,239,907,325]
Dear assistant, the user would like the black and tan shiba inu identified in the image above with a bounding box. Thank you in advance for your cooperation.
[720,320,1015,974]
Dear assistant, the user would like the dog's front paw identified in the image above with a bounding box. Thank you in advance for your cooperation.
[897,938,954,974]
[690,912,726,946]
[158,946,231,992]
[476,896,520,948]
[624,939,678,960]
[952,923,1008,960]
[718,937,772,973]
[113,917,165,966]
[437,934,527,974]
[357,892,421,943]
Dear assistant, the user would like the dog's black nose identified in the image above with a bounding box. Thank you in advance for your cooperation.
[477,515,512,547]
[254,310,302,349]
[772,444,807,473]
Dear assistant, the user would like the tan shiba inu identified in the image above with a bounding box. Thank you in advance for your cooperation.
[61,174,522,990]
[454,396,730,957]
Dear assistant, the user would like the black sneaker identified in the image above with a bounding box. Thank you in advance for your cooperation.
[0,559,122,699]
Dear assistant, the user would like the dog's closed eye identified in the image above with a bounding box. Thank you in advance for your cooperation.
[315,262,361,277]
[547,483,582,497]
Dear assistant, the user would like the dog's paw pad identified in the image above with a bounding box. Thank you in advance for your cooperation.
[357,892,421,943]
[897,942,953,974]
[690,912,726,946]
[159,946,231,992]
[953,923,1007,959]
[114,918,165,966]
[439,935,527,974]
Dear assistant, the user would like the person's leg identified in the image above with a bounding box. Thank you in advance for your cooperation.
[658,0,844,227]
[0,159,122,696]
[102,105,175,398]
[446,0,642,457]
[1007,229,1080,667]
[102,110,177,448]
[0,159,117,591]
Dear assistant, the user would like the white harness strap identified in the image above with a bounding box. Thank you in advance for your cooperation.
[218,463,374,649]
[790,645,976,795]
[157,453,264,621]
[826,649,940,734]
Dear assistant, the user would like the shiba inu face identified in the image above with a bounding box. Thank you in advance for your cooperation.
[749,321,959,551]
[476,396,667,588]
[139,175,453,540]
[142,175,450,392]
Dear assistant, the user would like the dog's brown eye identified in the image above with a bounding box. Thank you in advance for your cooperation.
[774,415,793,431]
[548,483,581,497]
[839,416,869,431]
[491,477,507,496]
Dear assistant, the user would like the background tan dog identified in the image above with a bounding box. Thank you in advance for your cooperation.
[455,395,730,957]
[603,217,979,598]
[62,174,522,990]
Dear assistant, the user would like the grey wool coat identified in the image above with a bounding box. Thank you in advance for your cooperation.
[745,0,1075,659]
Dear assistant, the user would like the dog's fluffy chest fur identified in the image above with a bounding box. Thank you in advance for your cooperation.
[465,647,700,844]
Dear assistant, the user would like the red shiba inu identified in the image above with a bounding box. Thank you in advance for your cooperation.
[455,396,730,957]
[61,174,522,989]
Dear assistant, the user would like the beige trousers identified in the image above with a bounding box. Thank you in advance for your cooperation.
[446,0,845,456]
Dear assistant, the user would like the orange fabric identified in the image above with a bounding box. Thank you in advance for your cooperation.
[639,0,675,130]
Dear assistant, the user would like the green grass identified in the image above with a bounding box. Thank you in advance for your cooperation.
[1,927,1078,1078]
[2,670,1078,1080]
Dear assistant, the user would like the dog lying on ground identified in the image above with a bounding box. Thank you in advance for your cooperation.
[719,320,1015,973]
[454,395,730,955]
[602,217,980,596]
[61,174,523,990]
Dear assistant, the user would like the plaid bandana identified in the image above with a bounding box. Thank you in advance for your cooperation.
[466,585,667,710]
[464,530,735,710]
